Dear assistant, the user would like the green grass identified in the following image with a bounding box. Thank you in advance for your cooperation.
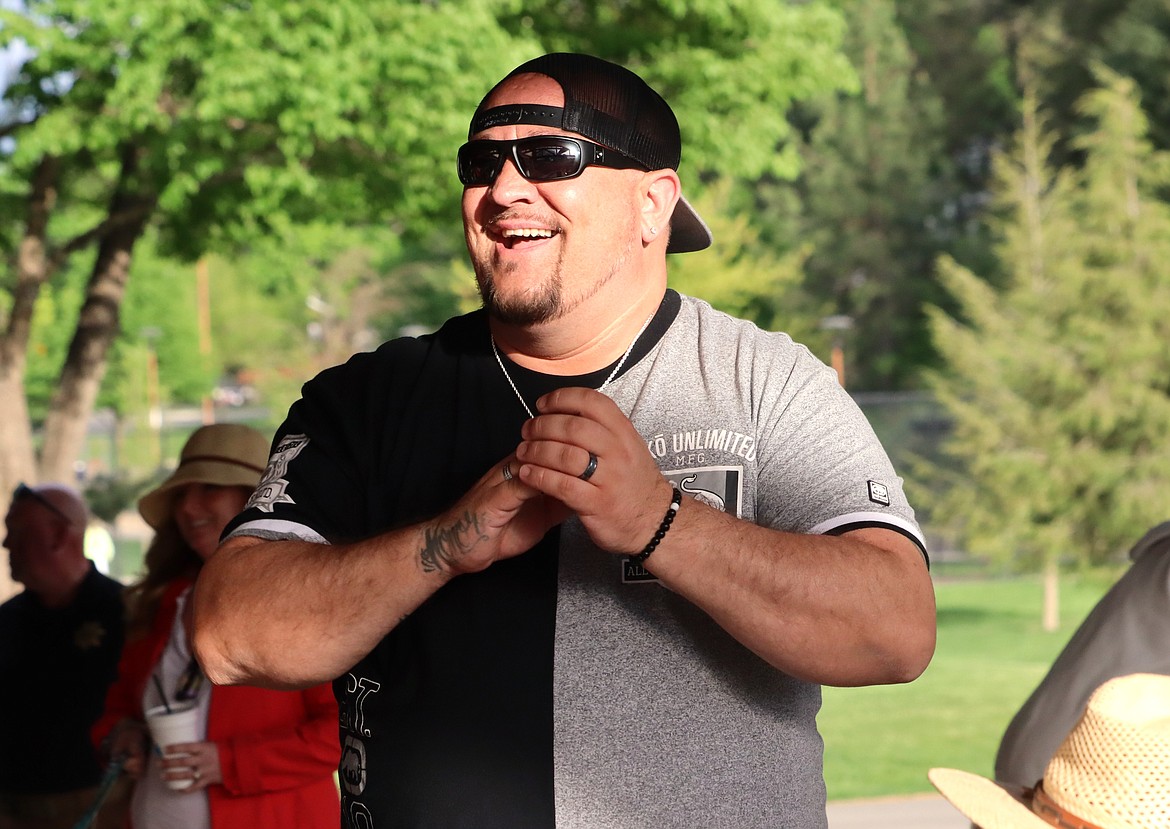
[821,573,1117,801]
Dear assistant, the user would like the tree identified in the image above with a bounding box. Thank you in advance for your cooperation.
[0,0,532,493]
[668,177,828,348]
[204,222,471,416]
[768,0,958,389]
[922,68,1170,623]
[0,0,857,492]
[1090,0,1170,151]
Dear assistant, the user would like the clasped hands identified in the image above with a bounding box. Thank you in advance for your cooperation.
[428,387,676,577]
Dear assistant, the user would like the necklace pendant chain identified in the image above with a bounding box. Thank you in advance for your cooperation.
[491,310,656,419]
[492,339,536,418]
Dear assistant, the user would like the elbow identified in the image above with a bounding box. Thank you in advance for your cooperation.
[879,603,937,684]
[189,579,241,686]
[190,569,311,691]
[880,561,937,684]
[832,599,936,687]
[191,632,234,687]
[886,626,936,684]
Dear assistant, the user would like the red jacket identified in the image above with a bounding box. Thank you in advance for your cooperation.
[93,579,340,828]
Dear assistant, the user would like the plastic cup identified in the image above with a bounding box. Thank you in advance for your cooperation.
[144,704,200,790]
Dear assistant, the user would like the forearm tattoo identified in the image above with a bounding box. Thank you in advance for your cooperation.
[419,510,489,573]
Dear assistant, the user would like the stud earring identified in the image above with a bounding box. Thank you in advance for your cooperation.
[650,226,659,235]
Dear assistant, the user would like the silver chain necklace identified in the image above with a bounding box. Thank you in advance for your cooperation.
[490,311,656,418]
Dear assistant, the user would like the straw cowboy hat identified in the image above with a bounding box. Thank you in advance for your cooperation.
[929,672,1170,829]
[138,423,270,529]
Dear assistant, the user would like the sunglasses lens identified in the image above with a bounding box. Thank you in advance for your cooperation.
[515,138,584,181]
[459,138,588,185]
[458,144,504,186]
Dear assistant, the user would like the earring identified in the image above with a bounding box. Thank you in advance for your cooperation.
[650,226,659,235]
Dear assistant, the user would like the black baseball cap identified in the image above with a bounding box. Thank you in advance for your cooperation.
[469,52,713,254]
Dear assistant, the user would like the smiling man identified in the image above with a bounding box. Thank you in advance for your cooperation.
[193,53,936,829]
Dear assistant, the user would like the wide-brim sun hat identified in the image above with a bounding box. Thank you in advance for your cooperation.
[929,672,1170,829]
[138,423,270,529]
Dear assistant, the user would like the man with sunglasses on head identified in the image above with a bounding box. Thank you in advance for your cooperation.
[194,53,936,828]
[1,484,125,829]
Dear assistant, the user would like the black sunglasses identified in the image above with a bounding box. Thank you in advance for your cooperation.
[13,483,78,527]
[457,135,647,187]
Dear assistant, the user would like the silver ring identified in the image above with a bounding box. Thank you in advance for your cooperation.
[579,453,598,481]
[502,463,513,481]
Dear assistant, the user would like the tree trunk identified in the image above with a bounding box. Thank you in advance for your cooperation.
[1042,555,1060,632]
[39,145,155,483]
[0,156,59,601]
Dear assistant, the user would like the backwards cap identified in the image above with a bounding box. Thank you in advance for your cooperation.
[469,53,712,254]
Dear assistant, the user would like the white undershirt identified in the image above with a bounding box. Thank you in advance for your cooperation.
[131,587,212,829]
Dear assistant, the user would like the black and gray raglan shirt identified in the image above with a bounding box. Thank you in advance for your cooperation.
[224,290,927,829]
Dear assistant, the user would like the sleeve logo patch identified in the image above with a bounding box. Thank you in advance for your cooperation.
[246,434,310,513]
[867,480,891,506]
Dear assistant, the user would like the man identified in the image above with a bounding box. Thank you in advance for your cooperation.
[0,484,125,829]
[193,53,936,828]
[994,521,1170,789]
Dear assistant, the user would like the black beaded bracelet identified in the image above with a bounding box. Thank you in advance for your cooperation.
[631,487,682,564]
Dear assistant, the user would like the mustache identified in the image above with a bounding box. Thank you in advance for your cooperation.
[483,210,562,232]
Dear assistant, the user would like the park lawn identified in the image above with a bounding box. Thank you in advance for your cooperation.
[820,573,1116,801]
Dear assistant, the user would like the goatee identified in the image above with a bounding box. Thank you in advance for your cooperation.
[477,264,564,326]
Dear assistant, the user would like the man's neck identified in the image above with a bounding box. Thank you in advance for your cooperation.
[491,284,667,376]
[35,558,92,609]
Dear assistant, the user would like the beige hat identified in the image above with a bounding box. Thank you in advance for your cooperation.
[929,673,1170,829]
[138,423,270,529]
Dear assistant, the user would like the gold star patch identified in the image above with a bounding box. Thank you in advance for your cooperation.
[74,621,107,650]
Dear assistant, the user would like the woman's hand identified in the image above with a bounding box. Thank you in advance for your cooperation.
[161,740,224,792]
[106,718,150,778]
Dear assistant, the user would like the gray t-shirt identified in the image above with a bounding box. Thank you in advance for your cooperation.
[553,295,924,828]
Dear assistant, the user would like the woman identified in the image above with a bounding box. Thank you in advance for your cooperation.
[93,424,339,828]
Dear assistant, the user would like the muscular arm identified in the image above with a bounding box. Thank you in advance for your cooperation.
[192,529,446,689]
[516,387,935,687]
[635,506,934,685]
[192,461,563,689]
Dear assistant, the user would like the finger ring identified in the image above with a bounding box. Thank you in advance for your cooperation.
[579,453,598,481]
[193,769,201,781]
[502,463,513,481]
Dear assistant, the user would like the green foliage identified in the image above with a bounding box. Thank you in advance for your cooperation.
[1096,0,1170,151]
[21,256,89,421]
[116,243,215,406]
[1,0,858,463]
[493,0,858,183]
[198,222,473,422]
[758,0,959,389]
[0,0,539,256]
[84,469,163,524]
[668,178,827,345]
[892,0,1020,164]
[922,70,1170,570]
[1,0,858,261]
